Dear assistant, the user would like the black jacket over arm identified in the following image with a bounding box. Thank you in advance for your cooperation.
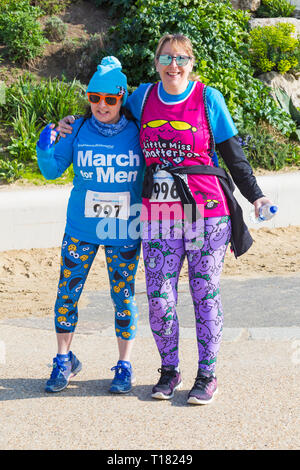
[216,136,264,203]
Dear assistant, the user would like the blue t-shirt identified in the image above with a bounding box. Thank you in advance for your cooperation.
[126,81,237,144]
[37,117,144,245]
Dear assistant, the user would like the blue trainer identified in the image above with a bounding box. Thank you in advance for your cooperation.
[45,351,82,393]
[109,360,135,394]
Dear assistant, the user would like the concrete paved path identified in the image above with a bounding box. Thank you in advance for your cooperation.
[0,277,299,451]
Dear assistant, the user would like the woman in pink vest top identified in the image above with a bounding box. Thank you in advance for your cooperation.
[137,34,271,405]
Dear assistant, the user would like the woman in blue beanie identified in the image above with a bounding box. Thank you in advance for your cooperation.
[36,57,144,394]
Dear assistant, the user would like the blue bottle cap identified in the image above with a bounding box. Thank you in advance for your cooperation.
[270,205,278,214]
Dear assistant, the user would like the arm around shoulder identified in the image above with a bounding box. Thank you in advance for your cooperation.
[126,83,153,123]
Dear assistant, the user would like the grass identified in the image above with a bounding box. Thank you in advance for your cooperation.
[20,163,74,185]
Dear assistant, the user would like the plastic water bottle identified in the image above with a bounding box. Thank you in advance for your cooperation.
[250,203,278,223]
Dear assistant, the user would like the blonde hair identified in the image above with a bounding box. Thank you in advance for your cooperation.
[155,34,195,63]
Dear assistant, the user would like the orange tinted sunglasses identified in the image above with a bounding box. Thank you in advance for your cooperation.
[87,92,123,106]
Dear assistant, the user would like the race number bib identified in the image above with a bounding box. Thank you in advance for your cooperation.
[85,190,130,220]
[150,170,180,202]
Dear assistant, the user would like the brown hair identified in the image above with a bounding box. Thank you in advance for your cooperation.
[155,34,195,63]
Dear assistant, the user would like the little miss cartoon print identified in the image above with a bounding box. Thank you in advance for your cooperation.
[141,119,198,165]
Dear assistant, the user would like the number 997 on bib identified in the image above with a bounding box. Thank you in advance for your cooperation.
[85,190,130,220]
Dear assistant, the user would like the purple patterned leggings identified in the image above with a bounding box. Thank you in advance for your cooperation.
[142,216,232,373]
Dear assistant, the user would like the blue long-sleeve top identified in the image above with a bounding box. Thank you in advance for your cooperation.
[37,117,145,245]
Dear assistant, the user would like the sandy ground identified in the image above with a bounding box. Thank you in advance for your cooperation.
[0,225,299,320]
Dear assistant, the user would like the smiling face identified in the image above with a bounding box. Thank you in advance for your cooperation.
[155,41,194,95]
[90,93,122,124]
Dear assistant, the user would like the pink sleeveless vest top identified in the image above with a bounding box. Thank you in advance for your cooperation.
[140,81,230,221]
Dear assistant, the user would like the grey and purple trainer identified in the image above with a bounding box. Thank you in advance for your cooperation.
[152,365,182,400]
[187,369,218,405]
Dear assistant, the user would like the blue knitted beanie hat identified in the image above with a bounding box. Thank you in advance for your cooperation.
[87,56,128,105]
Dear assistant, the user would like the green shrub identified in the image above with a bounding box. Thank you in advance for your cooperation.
[6,108,39,162]
[273,87,300,140]
[256,0,296,18]
[90,0,135,16]
[2,74,87,125]
[104,0,295,137]
[0,158,24,182]
[250,23,300,75]
[107,0,252,85]
[0,0,35,13]
[0,0,46,63]
[1,75,87,170]
[44,16,67,42]
[0,73,86,182]
[30,1,71,15]
[235,123,300,170]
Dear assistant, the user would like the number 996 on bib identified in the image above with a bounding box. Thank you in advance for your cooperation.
[150,170,180,202]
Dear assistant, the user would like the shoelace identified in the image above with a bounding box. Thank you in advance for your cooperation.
[157,367,176,385]
[50,358,67,379]
[193,374,212,390]
[111,365,131,380]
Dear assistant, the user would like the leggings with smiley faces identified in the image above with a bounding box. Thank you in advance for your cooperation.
[142,216,232,373]
[54,233,140,340]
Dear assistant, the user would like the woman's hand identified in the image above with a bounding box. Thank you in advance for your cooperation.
[56,115,75,138]
[37,123,58,150]
[252,196,272,218]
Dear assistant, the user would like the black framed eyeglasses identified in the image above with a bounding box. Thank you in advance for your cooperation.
[157,55,192,66]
